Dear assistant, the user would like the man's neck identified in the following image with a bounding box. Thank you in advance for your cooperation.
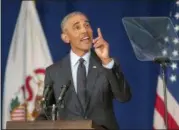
[71,49,90,57]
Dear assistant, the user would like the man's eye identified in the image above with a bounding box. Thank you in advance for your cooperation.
[75,26,80,30]
[85,23,90,27]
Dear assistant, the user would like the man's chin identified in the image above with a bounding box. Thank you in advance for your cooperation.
[81,45,92,51]
[82,48,91,52]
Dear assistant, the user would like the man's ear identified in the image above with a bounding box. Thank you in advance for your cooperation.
[61,33,70,44]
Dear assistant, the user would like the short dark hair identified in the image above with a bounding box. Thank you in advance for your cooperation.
[61,11,88,32]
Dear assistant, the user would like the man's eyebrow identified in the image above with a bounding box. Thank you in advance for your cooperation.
[72,21,80,27]
[85,20,90,23]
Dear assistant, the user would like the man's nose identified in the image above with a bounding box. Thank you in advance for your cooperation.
[81,26,87,33]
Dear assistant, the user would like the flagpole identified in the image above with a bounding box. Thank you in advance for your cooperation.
[154,57,169,129]
[23,1,28,122]
[160,63,168,129]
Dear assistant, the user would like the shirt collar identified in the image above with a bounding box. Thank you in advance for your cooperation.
[70,50,91,66]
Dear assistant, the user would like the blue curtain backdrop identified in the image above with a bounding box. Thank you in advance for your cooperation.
[2,0,173,129]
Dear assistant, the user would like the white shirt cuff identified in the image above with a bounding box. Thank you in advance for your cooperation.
[102,59,114,69]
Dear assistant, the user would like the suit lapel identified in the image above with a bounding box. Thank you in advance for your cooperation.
[59,54,84,112]
[85,53,101,112]
[63,55,75,93]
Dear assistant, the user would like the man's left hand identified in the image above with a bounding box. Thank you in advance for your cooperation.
[93,28,112,65]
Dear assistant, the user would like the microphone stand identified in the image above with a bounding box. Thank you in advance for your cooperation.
[41,98,51,120]
[51,104,57,121]
[41,99,61,121]
[42,82,70,121]
[51,97,65,121]
[51,82,70,120]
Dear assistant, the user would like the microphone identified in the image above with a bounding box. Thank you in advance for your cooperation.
[41,82,54,120]
[43,82,53,101]
[57,80,71,104]
[42,82,53,111]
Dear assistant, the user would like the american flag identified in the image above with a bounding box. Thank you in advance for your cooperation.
[153,0,179,129]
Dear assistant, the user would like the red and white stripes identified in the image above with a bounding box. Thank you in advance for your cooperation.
[153,77,179,129]
[11,106,25,121]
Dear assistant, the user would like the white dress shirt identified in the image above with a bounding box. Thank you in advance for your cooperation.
[70,50,114,93]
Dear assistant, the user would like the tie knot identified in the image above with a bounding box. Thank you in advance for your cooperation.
[79,58,85,64]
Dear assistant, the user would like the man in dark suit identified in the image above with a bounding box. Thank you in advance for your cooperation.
[37,11,131,130]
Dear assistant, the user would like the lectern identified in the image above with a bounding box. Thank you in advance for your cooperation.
[6,120,104,129]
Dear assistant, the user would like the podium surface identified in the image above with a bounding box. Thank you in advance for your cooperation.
[6,120,104,129]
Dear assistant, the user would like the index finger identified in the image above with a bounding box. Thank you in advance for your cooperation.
[97,28,103,38]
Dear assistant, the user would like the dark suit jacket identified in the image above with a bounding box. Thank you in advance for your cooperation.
[37,51,131,130]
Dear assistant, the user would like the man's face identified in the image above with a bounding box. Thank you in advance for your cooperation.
[62,14,93,53]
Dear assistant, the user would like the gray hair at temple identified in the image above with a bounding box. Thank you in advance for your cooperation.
[61,11,88,32]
